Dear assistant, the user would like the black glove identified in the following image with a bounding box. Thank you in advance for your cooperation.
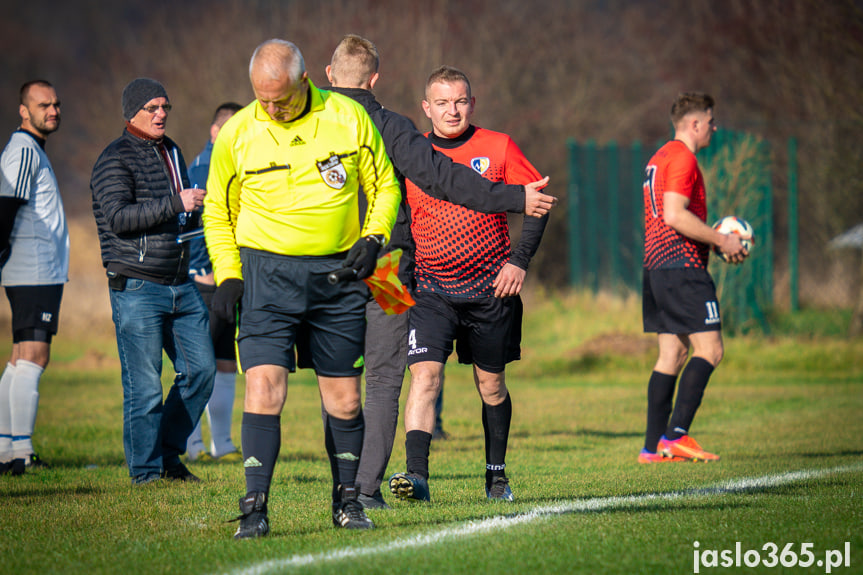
[212,278,244,324]
[342,235,384,280]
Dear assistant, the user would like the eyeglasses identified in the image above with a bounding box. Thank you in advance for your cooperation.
[142,104,172,114]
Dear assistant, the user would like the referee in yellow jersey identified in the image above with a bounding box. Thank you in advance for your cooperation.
[203,39,400,537]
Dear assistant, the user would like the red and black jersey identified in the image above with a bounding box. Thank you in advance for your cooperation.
[406,126,542,298]
[642,140,709,270]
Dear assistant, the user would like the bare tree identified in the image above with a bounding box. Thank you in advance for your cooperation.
[1,0,860,305]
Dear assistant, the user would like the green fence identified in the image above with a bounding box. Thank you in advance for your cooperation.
[567,131,773,333]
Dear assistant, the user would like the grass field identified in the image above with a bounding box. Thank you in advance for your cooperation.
[1,291,861,575]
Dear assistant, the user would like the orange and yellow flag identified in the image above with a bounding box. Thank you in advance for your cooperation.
[363,248,415,315]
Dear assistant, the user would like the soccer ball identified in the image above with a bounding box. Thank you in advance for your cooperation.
[712,216,754,262]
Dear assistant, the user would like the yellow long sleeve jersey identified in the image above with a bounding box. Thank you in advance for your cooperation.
[203,80,400,284]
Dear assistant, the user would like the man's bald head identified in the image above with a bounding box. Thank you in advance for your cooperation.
[249,39,305,84]
[249,39,309,123]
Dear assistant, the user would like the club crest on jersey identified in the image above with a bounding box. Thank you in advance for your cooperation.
[470,157,490,175]
[317,153,347,189]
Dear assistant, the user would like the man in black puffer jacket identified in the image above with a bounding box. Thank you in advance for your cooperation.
[91,78,215,486]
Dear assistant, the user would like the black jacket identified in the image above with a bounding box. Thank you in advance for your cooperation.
[91,129,197,284]
[329,87,536,285]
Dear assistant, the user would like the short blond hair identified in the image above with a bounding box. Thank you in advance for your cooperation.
[425,65,471,100]
[329,34,379,88]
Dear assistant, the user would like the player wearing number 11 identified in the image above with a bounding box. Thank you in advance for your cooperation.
[639,92,748,464]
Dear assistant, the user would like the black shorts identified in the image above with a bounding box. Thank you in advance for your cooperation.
[642,267,721,334]
[4,284,64,343]
[195,281,236,362]
[406,291,521,374]
[237,248,368,377]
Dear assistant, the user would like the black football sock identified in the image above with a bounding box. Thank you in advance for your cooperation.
[241,412,281,495]
[327,410,364,490]
[645,371,677,451]
[665,357,714,440]
[322,410,340,502]
[483,392,512,486]
[405,430,432,480]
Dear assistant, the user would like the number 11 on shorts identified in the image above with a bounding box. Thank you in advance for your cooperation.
[705,301,720,325]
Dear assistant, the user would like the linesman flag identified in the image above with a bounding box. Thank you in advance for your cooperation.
[363,248,415,315]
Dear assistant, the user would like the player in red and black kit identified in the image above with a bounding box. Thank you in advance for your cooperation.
[389,66,548,502]
[640,92,747,464]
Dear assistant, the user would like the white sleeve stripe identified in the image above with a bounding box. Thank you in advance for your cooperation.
[13,147,34,200]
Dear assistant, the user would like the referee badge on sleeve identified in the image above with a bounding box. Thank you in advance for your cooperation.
[317,153,347,190]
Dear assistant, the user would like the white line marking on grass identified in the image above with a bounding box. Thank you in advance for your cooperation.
[220,463,863,575]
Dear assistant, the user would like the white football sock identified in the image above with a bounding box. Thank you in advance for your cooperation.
[0,362,15,462]
[10,359,43,459]
[186,420,205,460]
[207,370,237,457]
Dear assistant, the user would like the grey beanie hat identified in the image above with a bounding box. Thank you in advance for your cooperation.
[122,78,168,120]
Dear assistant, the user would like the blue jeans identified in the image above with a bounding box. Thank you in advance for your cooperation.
[109,277,215,481]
